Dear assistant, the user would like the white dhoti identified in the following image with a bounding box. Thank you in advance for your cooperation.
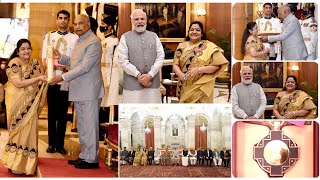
[154,156,161,164]
[213,158,222,166]
[190,157,197,165]
[123,88,161,103]
[182,157,188,166]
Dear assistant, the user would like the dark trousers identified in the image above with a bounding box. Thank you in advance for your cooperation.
[223,159,230,167]
[206,158,213,166]
[148,158,153,165]
[47,85,69,149]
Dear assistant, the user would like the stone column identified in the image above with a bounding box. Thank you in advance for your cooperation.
[119,117,131,149]
[222,112,232,149]
[153,116,162,149]
[210,109,223,149]
[186,115,196,148]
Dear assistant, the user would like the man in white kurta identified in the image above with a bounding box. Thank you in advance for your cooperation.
[119,9,164,103]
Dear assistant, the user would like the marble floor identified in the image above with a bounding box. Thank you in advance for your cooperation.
[0,105,118,177]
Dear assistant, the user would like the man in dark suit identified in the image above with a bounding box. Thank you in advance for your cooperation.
[147,147,155,165]
[220,147,228,167]
[197,148,201,165]
[127,146,136,165]
[205,147,214,166]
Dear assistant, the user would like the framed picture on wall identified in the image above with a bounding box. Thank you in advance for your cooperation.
[131,3,190,42]
[241,62,287,92]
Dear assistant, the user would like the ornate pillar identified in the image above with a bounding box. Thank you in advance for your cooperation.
[186,115,196,148]
[154,116,162,149]
[119,117,131,149]
[222,110,232,149]
[211,109,222,149]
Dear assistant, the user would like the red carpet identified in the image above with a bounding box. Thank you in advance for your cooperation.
[120,165,231,177]
[0,164,36,177]
[38,158,115,177]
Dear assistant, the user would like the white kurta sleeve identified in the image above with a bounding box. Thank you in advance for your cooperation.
[118,35,141,78]
[231,86,248,119]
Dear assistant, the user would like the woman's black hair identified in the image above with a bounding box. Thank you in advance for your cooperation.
[9,38,32,61]
[241,22,257,54]
[185,21,206,41]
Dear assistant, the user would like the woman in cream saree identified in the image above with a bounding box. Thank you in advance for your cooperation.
[1,39,48,175]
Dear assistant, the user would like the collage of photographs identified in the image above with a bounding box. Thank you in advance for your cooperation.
[0,1,318,179]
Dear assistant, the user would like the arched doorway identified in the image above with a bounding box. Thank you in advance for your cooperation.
[164,114,185,147]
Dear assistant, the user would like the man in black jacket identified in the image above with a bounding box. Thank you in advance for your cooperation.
[147,147,155,165]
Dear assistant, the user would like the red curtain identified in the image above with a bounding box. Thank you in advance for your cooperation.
[145,127,154,149]
[195,125,207,150]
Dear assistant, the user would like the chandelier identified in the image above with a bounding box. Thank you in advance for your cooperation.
[200,122,207,132]
[144,125,151,134]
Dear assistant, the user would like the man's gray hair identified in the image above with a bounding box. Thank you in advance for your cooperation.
[240,66,252,74]
[280,4,291,13]
[130,9,147,19]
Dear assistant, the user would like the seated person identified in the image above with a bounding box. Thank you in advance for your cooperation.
[140,147,148,166]
[120,147,129,165]
[213,148,222,166]
[172,147,180,166]
[147,147,155,165]
[133,148,142,167]
[181,147,189,166]
[161,148,171,166]
[189,148,197,166]
[205,147,214,166]
[127,146,136,165]
[154,148,161,165]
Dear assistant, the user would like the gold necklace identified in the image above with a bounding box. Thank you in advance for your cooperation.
[253,121,299,177]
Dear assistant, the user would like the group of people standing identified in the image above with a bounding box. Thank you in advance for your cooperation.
[1,9,110,175]
[120,146,231,168]
[242,3,317,61]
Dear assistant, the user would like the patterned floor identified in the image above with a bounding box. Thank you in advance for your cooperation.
[120,165,231,177]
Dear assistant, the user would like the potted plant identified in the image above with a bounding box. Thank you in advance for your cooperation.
[299,81,318,106]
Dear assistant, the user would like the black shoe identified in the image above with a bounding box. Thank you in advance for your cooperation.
[56,147,67,154]
[68,158,83,165]
[46,146,55,153]
[75,161,99,169]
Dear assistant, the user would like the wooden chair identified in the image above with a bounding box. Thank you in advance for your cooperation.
[101,123,118,167]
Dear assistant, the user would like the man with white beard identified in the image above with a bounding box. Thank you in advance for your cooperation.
[119,9,164,103]
[231,66,266,119]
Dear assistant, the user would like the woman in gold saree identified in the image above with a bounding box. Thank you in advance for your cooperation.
[273,75,317,119]
[1,39,48,175]
[133,148,142,167]
[140,147,148,166]
[241,22,269,60]
[173,21,229,103]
